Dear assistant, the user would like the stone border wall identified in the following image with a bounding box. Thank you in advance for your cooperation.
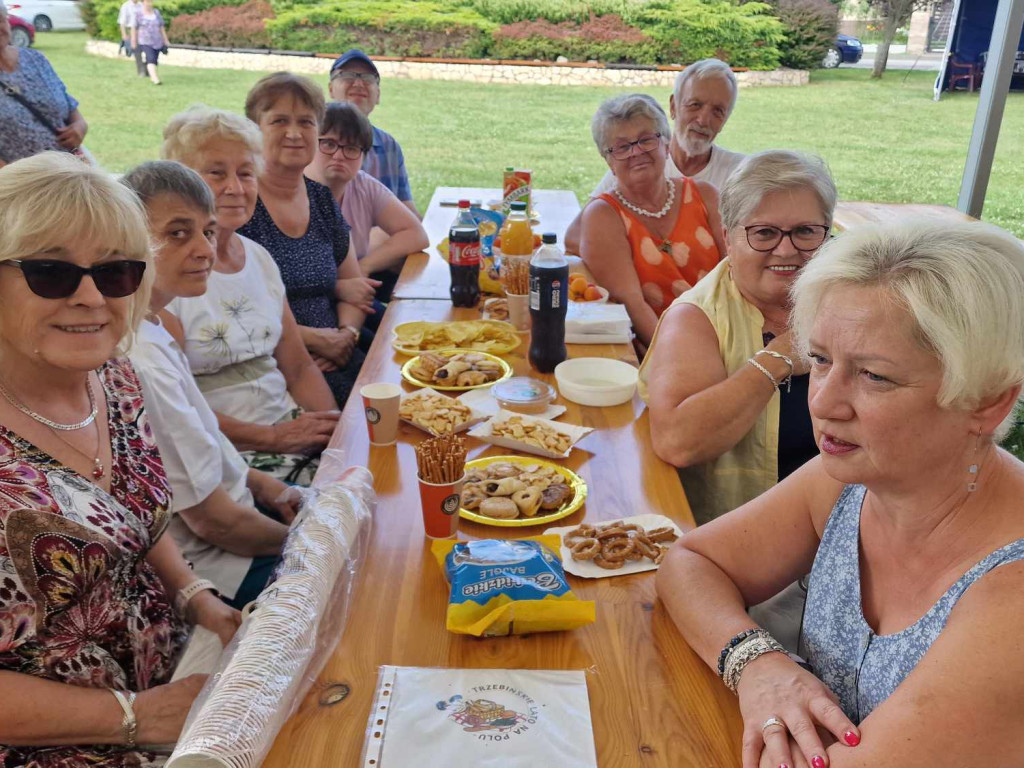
[85,40,808,87]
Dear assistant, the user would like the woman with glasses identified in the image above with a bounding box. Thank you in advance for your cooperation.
[580,93,725,348]
[161,106,341,483]
[640,150,836,525]
[307,101,428,305]
[0,152,240,763]
[239,72,373,408]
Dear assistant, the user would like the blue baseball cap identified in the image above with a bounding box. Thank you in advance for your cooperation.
[330,49,379,78]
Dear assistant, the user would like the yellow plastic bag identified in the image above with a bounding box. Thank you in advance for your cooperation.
[432,536,595,637]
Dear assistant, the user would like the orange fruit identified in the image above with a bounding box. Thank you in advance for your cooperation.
[583,285,602,301]
[570,275,588,292]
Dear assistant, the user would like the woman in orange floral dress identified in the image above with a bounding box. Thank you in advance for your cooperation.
[581,93,725,348]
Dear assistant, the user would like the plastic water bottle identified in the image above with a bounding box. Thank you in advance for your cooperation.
[528,233,569,373]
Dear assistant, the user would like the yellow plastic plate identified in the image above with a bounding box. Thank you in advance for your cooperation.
[392,320,521,357]
[459,455,587,528]
[401,350,512,391]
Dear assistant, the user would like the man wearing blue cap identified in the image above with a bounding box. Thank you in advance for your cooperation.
[329,49,419,217]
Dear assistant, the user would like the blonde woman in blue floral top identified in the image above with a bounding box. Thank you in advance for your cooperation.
[162,106,339,483]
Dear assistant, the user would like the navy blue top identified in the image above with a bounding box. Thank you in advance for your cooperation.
[239,176,351,330]
[763,333,818,480]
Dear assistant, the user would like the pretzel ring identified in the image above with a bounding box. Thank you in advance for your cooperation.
[652,545,668,564]
[563,524,596,546]
[646,527,678,543]
[569,538,601,561]
[596,526,628,540]
[633,536,660,560]
[602,537,636,561]
[593,553,625,570]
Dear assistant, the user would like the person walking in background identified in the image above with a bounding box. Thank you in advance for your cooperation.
[117,0,144,77]
[130,0,169,86]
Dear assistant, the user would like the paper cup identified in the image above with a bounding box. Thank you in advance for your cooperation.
[417,474,465,539]
[506,292,531,332]
[360,383,401,445]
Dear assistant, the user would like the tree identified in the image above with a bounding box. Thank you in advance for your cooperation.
[867,0,927,78]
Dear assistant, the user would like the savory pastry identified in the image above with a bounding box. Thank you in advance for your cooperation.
[455,370,490,387]
[410,351,449,381]
[478,497,519,520]
[540,483,572,510]
[434,360,472,381]
[486,462,520,479]
[511,487,542,517]
[461,485,486,510]
[483,477,526,496]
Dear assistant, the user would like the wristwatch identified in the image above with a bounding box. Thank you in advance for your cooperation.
[341,325,360,341]
[173,578,218,619]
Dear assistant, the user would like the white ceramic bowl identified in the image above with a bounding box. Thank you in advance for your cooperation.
[554,358,638,407]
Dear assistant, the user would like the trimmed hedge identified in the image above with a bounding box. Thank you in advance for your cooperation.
[771,0,838,70]
[82,0,790,70]
[82,0,252,41]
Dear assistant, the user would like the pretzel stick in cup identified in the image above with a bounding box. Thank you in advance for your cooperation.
[415,434,467,484]
[501,256,529,296]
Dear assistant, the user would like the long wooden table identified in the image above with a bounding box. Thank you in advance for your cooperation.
[394,186,582,301]
[262,297,743,767]
[833,200,975,231]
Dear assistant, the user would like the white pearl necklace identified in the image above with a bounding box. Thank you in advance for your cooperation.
[613,180,674,219]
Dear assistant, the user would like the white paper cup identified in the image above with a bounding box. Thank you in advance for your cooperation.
[360,383,402,445]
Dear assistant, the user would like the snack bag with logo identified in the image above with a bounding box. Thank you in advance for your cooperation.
[431,536,595,637]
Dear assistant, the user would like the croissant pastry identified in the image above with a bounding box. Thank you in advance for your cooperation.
[511,487,542,517]
[484,477,527,496]
[455,370,489,387]
[434,361,472,380]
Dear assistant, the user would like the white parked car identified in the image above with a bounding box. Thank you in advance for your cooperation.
[5,0,83,31]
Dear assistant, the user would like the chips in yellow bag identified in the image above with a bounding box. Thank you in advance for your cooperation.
[431,536,595,637]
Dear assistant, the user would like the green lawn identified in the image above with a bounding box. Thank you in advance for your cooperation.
[35,32,1024,237]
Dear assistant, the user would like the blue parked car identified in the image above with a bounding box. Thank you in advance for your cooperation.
[822,34,863,68]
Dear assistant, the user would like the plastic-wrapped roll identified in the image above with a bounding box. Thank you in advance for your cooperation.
[167,459,374,768]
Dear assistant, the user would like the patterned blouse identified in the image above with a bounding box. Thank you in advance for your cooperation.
[0,48,79,164]
[0,359,187,767]
[598,177,721,316]
[802,484,1024,723]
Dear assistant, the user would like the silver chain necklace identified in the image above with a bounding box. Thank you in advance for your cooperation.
[613,180,675,219]
[0,375,98,430]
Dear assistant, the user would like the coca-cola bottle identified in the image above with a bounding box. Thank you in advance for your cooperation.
[528,233,569,373]
[449,200,481,308]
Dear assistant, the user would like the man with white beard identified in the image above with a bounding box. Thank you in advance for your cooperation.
[564,58,744,255]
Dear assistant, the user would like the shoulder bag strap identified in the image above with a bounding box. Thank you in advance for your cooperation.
[0,80,61,136]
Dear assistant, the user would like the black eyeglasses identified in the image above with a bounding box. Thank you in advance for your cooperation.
[603,133,663,160]
[744,225,830,253]
[2,259,147,299]
[318,138,364,159]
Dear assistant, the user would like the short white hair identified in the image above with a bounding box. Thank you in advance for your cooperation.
[673,58,739,115]
[720,150,837,231]
[0,152,153,352]
[162,105,264,173]
[792,220,1024,440]
[591,93,671,154]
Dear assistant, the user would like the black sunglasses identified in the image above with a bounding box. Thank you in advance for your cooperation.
[2,259,147,299]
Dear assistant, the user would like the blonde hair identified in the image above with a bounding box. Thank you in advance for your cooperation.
[720,150,836,231]
[162,105,264,172]
[792,220,1024,440]
[0,152,153,352]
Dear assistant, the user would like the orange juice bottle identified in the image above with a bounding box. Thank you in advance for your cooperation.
[499,201,534,257]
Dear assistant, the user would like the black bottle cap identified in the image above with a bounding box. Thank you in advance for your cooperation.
[541,233,557,244]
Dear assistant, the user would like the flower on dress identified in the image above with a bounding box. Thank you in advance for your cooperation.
[198,322,232,358]
[221,296,253,319]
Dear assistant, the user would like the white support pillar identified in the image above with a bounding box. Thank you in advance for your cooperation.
[957,0,1024,217]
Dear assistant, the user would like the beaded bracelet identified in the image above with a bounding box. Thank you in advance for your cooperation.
[717,628,761,678]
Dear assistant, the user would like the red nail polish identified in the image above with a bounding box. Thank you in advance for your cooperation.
[779,764,790,768]
[844,730,860,746]
[812,757,826,768]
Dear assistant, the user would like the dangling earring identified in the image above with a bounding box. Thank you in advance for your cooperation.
[967,431,984,492]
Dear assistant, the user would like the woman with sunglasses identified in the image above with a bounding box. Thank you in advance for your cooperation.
[640,150,836,526]
[307,101,428,306]
[580,93,725,348]
[0,152,240,763]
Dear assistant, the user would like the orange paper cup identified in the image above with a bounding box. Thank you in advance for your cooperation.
[417,474,465,539]
[360,382,402,446]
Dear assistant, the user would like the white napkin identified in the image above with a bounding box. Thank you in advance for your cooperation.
[565,303,632,345]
